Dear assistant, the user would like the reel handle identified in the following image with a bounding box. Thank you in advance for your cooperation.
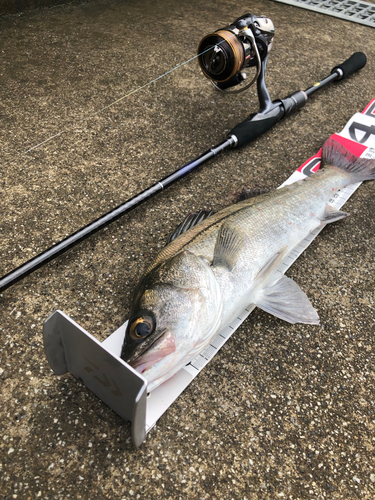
[331,52,367,80]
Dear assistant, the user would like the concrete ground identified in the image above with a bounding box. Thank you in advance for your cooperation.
[1,0,374,498]
[0,0,70,15]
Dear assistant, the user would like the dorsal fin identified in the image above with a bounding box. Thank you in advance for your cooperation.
[167,210,216,245]
[235,187,269,202]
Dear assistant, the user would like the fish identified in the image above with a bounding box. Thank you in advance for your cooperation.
[121,138,375,391]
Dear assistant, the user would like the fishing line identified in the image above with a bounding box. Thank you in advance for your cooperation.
[1,36,239,168]
[0,5,367,296]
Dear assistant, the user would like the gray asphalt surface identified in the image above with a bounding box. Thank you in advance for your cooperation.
[1,0,374,498]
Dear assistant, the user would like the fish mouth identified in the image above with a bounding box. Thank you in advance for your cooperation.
[129,329,176,375]
[124,327,167,364]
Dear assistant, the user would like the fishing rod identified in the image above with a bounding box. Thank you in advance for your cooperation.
[0,13,367,294]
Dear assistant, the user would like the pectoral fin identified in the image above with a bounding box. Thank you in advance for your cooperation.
[255,275,319,325]
[212,224,244,271]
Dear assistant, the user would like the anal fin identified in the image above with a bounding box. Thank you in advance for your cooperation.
[255,275,319,325]
[320,204,349,224]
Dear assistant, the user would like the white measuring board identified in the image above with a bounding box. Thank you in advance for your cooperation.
[43,98,375,446]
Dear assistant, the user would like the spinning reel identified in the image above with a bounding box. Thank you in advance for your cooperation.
[197,13,275,94]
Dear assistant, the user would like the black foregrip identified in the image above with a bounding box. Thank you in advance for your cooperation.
[331,52,367,80]
[230,107,283,148]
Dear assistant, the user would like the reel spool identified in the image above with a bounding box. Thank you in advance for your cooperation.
[197,13,275,93]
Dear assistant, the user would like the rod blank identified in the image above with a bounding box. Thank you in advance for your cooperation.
[0,139,234,293]
[0,53,367,293]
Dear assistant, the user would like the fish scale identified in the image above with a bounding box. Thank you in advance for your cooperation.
[151,167,347,275]
[182,167,346,268]
[207,169,349,329]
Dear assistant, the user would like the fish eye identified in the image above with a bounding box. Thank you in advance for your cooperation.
[129,315,155,340]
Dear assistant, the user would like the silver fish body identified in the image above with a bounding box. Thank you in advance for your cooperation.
[121,139,375,391]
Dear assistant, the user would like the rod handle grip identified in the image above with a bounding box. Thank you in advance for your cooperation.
[331,52,367,80]
[230,110,282,148]
[230,91,307,148]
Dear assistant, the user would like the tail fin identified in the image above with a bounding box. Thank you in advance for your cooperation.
[322,138,375,182]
